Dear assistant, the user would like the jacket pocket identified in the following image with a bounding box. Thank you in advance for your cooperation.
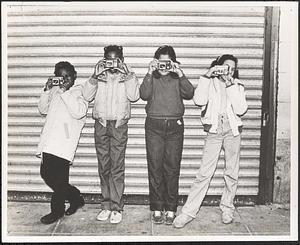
[201,101,209,118]
[64,123,70,139]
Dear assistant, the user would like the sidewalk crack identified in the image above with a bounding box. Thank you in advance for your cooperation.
[236,208,253,236]
[150,212,154,236]
[51,218,61,236]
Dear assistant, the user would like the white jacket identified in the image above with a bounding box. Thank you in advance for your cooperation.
[82,65,140,128]
[36,84,88,162]
[193,76,248,136]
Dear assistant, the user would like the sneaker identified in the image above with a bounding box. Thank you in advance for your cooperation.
[221,212,233,224]
[152,211,164,224]
[96,209,111,221]
[173,213,194,228]
[165,211,176,225]
[110,211,122,224]
[40,212,64,225]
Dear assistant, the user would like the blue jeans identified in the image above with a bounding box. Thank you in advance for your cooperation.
[145,117,184,212]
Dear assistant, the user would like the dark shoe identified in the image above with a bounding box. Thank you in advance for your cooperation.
[65,195,85,216]
[165,211,176,225]
[152,211,164,224]
[40,212,63,224]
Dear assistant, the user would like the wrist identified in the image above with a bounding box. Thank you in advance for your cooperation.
[92,74,98,79]
[177,69,184,78]
[225,80,234,88]
[204,72,212,78]
[178,72,184,78]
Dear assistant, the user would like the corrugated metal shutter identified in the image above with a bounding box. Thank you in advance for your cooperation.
[6,3,264,196]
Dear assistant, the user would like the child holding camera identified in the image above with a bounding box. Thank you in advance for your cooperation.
[173,54,248,228]
[140,45,194,225]
[82,45,140,224]
[36,61,88,224]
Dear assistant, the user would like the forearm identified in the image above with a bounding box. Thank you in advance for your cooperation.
[61,90,88,119]
[82,77,98,102]
[193,76,211,106]
[179,75,194,100]
[140,73,153,101]
[124,72,140,102]
[226,83,248,115]
[38,90,51,115]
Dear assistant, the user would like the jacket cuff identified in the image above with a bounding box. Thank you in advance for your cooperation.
[123,72,135,81]
[42,89,51,94]
[202,74,211,79]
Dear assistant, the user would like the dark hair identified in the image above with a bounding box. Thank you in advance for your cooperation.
[153,45,180,79]
[54,61,77,77]
[210,54,239,79]
[104,45,124,62]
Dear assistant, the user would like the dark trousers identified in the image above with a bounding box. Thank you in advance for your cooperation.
[145,117,184,212]
[94,120,128,211]
[40,152,81,216]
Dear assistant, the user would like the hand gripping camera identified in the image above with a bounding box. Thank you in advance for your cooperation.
[211,65,232,77]
[157,60,173,71]
[49,76,64,86]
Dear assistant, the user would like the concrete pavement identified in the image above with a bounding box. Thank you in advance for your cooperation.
[5,201,290,239]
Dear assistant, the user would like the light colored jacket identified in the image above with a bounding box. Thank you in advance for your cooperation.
[36,84,88,162]
[193,76,248,136]
[82,65,140,128]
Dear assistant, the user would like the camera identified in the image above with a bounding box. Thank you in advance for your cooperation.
[104,59,121,69]
[49,76,64,86]
[211,65,232,76]
[157,60,173,71]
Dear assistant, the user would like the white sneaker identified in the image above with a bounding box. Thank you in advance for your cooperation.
[96,209,111,221]
[110,211,122,224]
[173,213,193,228]
[221,212,233,224]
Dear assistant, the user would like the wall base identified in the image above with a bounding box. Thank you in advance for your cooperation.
[8,191,257,206]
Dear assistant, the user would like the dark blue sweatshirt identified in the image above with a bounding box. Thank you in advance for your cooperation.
[140,73,194,119]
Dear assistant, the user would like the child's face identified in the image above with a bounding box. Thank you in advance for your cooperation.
[58,68,75,88]
[158,54,171,76]
[222,59,236,77]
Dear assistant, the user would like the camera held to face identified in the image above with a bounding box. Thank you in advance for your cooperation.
[104,59,121,69]
[211,65,232,77]
[157,60,173,71]
[49,76,64,86]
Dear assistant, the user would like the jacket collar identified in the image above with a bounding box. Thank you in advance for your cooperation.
[97,70,126,82]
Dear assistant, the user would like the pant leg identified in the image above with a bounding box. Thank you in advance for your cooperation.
[181,132,223,218]
[164,118,184,212]
[40,152,70,215]
[220,130,241,214]
[145,117,166,211]
[64,170,82,206]
[109,121,128,211]
[94,120,111,210]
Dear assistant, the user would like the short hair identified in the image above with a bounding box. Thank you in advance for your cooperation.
[153,45,180,79]
[54,61,77,77]
[210,54,239,79]
[104,45,124,62]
